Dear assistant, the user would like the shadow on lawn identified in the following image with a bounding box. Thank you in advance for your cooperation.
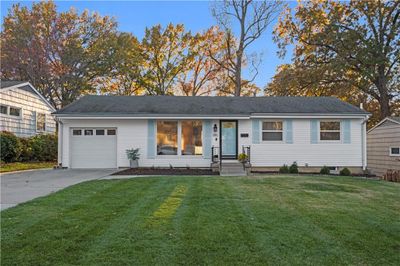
[302,183,359,193]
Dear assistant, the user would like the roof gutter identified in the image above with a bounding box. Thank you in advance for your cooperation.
[54,113,369,120]
[54,115,251,120]
[250,113,370,119]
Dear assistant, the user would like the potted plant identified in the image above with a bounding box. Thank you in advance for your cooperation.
[126,148,140,168]
[238,153,248,164]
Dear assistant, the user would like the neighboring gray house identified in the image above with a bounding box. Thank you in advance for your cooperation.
[367,117,400,177]
[0,81,56,137]
[54,95,369,172]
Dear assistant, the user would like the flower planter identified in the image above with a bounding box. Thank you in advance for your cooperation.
[129,159,139,168]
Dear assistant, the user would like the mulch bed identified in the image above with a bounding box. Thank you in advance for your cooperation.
[113,168,219,176]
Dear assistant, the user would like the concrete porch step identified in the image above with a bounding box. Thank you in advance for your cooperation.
[220,162,246,176]
[220,172,247,176]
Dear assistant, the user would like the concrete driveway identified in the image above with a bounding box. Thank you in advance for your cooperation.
[1,169,117,210]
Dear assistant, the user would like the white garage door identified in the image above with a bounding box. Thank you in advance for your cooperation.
[70,128,117,168]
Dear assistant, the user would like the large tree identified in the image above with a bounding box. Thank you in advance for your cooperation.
[272,0,400,119]
[1,1,119,108]
[176,26,226,96]
[94,32,144,96]
[140,24,191,95]
[211,0,282,96]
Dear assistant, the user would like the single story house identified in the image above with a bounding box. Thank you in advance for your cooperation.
[53,95,369,172]
[367,117,400,177]
[0,80,56,137]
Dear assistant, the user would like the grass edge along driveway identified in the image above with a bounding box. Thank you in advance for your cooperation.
[0,161,55,173]
[1,175,399,265]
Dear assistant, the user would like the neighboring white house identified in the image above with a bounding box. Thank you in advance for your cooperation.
[0,81,56,137]
[367,117,400,177]
[53,95,369,172]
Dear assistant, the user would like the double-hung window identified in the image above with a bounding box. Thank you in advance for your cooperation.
[36,113,46,132]
[319,121,341,141]
[262,121,283,141]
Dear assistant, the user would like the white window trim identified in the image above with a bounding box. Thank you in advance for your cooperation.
[0,104,23,119]
[72,129,83,136]
[261,120,284,142]
[71,128,117,137]
[318,120,342,142]
[389,147,400,157]
[36,112,46,132]
[156,120,204,157]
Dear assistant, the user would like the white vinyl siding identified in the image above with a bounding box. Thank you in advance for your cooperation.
[60,118,364,169]
[251,119,363,167]
[61,119,214,168]
[0,86,55,137]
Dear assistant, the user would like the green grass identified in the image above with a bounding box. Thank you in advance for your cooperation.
[1,175,399,265]
[0,161,55,173]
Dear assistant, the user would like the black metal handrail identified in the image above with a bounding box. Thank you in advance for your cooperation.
[241,145,251,164]
[211,146,220,163]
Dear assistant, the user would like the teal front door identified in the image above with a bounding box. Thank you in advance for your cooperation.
[221,121,237,159]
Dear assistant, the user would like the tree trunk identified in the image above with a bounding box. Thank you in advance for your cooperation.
[376,67,391,119]
[234,49,243,96]
[378,93,391,120]
[234,62,242,96]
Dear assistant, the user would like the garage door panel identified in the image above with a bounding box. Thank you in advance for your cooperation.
[70,130,117,169]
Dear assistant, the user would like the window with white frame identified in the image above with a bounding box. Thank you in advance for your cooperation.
[320,121,341,141]
[157,121,178,155]
[36,113,46,131]
[10,107,21,117]
[0,105,8,115]
[107,129,116,135]
[0,104,21,117]
[390,147,400,156]
[72,129,82,136]
[156,120,203,156]
[72,128,116,136]
[84,129,93,136]
[262,121,283,141]
[96,129,105,135]
[181,120,202,155]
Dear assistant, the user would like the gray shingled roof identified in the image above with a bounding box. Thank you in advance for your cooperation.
[54,95,368,117]
[0,80,27,89]
[389,117,400,123]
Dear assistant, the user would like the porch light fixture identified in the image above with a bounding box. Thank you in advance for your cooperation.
[213,124,218,132]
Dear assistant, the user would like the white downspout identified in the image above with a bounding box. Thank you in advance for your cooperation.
[361,115,369,171]
[57,119,63,167]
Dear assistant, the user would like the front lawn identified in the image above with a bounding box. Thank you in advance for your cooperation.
[0,161,55,173]
[1,175,399,265]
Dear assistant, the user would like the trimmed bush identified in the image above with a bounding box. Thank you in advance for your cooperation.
[0,131,22,163]
[19,137,33,161]
[340,168,351,176]
[30,134,57,161]
[289,162,299,174]
[320,166,330,175]
[279,164,289,173]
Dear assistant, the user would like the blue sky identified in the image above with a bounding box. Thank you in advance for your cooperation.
[1,1,295,88]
